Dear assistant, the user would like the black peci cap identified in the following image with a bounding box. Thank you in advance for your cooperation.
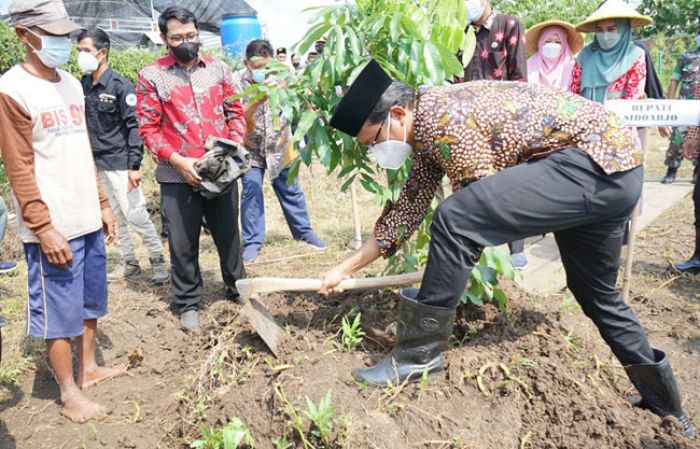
[329,59,393,137]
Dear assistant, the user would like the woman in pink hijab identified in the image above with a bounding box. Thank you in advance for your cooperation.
[525,21,584,91]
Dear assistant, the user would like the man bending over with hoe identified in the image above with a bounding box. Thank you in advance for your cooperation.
[318,59,694,438]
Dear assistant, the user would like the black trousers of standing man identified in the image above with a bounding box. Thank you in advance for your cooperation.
[161,182,245,313]
[418,148,655,366]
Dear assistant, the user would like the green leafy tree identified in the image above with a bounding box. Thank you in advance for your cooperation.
[637,0,700,38]
[0,21,26,74]
[492,0,598,30]
[236,0,515,310]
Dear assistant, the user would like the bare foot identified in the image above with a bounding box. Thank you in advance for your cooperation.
[61,391,106,423]
[77,364,128,390]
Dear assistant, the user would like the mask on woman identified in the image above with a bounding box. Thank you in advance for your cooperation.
[596,31,621,50]
[25,28,71,68]
[369,113,412,170]
[696,35,700,49]
[541,42,562,59]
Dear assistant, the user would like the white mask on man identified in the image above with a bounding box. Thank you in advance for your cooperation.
[369,113,412,170]
[78,51,99,74]
[465,0,485,24]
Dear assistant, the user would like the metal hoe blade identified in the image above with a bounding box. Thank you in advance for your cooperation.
[241,295,284,357]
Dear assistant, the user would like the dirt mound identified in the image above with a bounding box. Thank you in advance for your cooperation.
[1,270,697,449]
[153,281,698,449]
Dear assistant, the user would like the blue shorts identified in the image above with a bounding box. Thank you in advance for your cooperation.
[24,230,108,339]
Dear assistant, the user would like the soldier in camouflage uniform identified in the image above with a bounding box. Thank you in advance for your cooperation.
[662,25,700,184]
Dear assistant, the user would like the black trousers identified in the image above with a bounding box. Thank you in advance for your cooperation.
[418,148,654,365]
[161,182,245,313]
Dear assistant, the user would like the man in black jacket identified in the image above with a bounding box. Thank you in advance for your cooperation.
[78,28,168,285]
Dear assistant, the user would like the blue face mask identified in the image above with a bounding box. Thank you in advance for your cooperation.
[696,35,700,48]
[596,31,621,50]
[251,69,266,84]
[465,0,485,24]
[26,28,71,68]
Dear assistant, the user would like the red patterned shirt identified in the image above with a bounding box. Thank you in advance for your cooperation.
[136,54,246,183]
[570,54,646,100]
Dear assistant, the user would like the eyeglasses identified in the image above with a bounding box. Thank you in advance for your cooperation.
[370,121,385,147]
[167,33,199,45]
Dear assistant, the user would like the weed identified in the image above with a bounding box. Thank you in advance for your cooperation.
[560,289,581,313]
[272,434,291,449]
[274,384,314,449]
[417,367,430,401]
[304,390,337,444]
[275,384,341,449]
[353,379,369,392]
[210,350,235,388]
[190,418,255,449]
[383,379,398,397]
[322,313,340,333]
[241,346,255,361]
[451,327,478,346]
[193,396,210,422]
[517,358,537,367]
[340,308,365,352]
[562,331,582,353]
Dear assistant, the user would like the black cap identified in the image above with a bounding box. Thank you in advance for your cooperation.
[329,59,393,137]
[276,47,287,55]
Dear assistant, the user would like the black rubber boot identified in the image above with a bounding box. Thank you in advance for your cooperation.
[352,288,455,386]
[675,229,700,274]
[661,167,677,184]
[625,348,695,438]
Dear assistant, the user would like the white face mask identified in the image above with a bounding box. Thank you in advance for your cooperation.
[465,0,485,24]
[25,28,71,69]
[78,51,99,74]
[596,31,621,50]
[541,42,562,59]
[369,113,412,170]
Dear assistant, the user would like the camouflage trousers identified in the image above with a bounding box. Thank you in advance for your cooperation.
[665,126,699,169]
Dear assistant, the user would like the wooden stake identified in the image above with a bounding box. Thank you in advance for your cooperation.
[349,182,363,250]
[622,128,648,301]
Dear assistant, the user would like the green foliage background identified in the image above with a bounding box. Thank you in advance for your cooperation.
[493,0,597,29]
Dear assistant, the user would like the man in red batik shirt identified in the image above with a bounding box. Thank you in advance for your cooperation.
[136,6,247,332]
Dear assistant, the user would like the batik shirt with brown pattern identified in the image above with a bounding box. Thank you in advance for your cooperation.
[374,80,642,257]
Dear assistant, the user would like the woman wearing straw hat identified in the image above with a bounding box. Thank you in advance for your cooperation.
[526,20,584,92]
[571,0,653,103]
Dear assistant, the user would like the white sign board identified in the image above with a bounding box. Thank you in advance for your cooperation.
[606,100,700,127]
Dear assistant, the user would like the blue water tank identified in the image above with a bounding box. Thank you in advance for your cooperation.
[221,14,262,61]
